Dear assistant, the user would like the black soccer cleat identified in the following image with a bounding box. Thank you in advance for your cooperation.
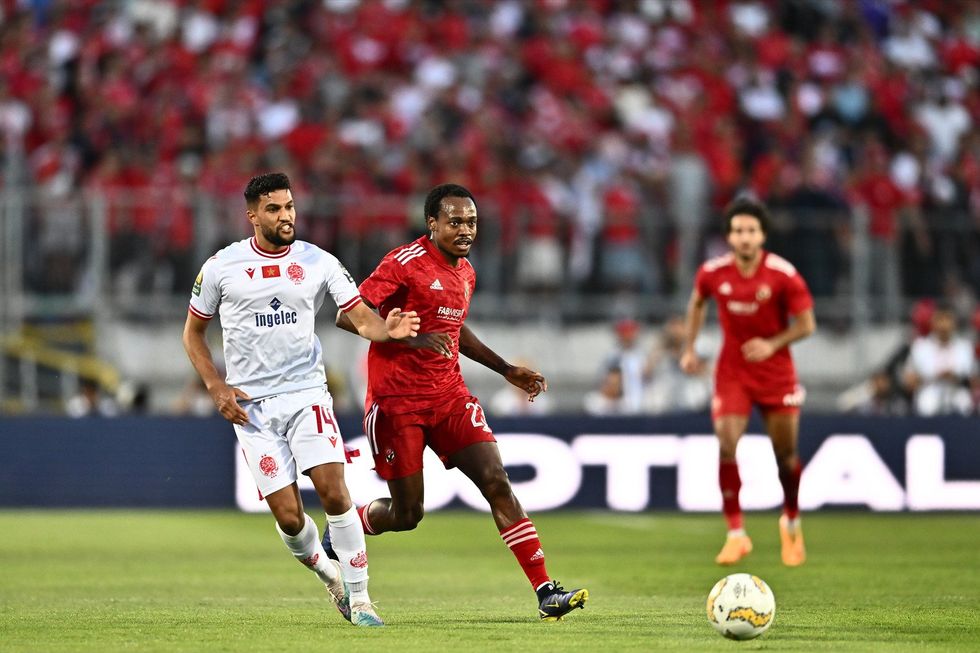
[320,528,339,562]
[537,581,589,621]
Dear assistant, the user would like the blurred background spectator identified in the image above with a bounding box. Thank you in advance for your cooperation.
[598,318,653,415]
[645,315,712,414]
[65,377,119,418]
[583,366,626,416]
[902,303,977,415]
[172,374,216,417]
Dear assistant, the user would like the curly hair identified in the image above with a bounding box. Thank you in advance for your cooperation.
[244,173,291,205]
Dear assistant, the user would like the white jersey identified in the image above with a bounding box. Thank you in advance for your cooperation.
[188,237,362,400]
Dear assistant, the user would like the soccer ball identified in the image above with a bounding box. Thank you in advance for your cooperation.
[706,573,775,640]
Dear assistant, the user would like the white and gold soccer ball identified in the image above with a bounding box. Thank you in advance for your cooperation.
[706,573,776,640]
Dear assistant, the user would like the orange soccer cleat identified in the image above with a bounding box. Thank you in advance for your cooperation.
[779,515,806,567]
[715,534,753,565]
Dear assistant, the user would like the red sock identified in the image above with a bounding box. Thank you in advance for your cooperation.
[719,460,743,531]
[778,459,802,520]
[356,502,376,535]
[500,518,550,589]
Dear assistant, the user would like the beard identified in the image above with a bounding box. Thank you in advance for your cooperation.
[261,223,296,247]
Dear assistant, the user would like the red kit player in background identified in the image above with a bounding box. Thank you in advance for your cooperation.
[332,183,588,621]
[680,197,815,567]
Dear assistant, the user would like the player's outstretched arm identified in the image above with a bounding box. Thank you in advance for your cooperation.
[459,325,547,400]
[680,288,708,374]
[344,302,420,342]
[182,312,251,425]
[336,302,453,357]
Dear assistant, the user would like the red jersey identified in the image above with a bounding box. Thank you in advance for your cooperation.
[359,235,475,415]
[695,251,813,390]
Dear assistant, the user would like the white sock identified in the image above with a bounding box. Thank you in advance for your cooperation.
[327,506,370,603]
[275,514,340,586]
[727,528,747,538]
[783,516,801,535]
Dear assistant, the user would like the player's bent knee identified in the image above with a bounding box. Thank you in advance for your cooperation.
[391,505,424,531]
[276,513,306,535]
[317,488,352,515]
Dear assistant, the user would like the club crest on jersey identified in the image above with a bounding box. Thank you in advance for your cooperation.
[756,284,772,302]
[719,282,732,296]
[430,278,443,291]
[287,263,305,284]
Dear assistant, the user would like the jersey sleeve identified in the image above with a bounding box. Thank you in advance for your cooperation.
[784,269,814,315]
[323,252,362,313]
[694,264,713,298]
[188,256,220,320]
[358,254,404,308]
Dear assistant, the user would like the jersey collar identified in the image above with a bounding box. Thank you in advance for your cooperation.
[420,234,466,271]
[250,237,292,259]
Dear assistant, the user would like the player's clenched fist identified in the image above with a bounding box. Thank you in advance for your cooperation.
[385,308,420,340]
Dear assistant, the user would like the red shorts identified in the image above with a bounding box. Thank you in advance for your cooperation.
[363,395,496,481]
[711,374,805,420]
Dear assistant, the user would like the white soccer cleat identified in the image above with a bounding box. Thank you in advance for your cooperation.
[350,601,384,627]
[324,560,351,621]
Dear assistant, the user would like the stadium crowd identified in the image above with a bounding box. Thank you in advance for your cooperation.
[1,0,978,311]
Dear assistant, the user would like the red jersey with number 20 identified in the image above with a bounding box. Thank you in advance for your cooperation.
[695,251,813,390]
[359,235,475,415]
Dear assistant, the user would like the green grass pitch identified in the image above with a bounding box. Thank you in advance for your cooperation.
[1,510,978,652]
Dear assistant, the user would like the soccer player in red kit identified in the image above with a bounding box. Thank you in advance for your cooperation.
[332,183,588,620]
[680,197,815,567]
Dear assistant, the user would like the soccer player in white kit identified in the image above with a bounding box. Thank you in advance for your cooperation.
[182,173,420,627]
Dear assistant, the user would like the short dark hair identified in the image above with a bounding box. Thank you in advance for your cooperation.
[424,183,476,221]
[723,196,770,234]
[244,173,291,206]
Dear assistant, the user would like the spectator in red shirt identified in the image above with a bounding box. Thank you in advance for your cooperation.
[849,142,911,320]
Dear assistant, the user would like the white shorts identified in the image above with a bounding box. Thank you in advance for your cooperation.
[234,386,346,497]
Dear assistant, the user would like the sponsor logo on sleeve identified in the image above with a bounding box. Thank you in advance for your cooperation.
[192,269,203,296]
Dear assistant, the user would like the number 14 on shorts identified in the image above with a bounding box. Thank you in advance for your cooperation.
[311,404,339,435]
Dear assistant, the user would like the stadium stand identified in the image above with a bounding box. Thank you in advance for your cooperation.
[0,0,977,414]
